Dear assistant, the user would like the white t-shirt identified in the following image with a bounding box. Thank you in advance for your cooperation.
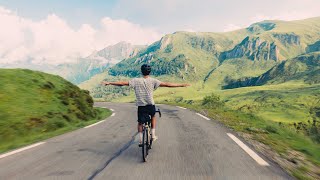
[129,77,161,106]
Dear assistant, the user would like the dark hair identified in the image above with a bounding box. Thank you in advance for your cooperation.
[141,64,151,75]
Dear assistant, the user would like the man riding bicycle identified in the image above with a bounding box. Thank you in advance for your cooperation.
[102,64,190,146]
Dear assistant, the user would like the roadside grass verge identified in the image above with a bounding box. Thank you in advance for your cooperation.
[163,99,320,180]
[0,107,111,154]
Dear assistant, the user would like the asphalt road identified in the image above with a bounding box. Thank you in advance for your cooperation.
[0,102,291,180]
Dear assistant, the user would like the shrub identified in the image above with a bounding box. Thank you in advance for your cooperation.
[202,93,224,108]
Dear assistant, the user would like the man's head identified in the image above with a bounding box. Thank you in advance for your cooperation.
[141,64,151,76]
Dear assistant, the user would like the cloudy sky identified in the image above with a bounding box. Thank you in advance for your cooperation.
[1,0,320,64]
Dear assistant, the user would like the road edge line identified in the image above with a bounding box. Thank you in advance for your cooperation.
[84,113,115,129]
[196,113,210,120]
[0,142,46,159]
[227,133,270,166]
[84,120,106,129]
[176,106,187,110]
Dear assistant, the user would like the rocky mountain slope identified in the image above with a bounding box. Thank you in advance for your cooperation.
[223,52,320,89]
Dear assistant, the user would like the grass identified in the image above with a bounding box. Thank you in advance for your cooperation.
[0,69,112,153]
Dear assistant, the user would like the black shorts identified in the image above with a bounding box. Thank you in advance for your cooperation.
[137,105,156,124]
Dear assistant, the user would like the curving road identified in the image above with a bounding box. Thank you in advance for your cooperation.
[0,102,291,180]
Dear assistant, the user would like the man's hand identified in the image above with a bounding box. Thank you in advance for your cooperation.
[101,81,110,86]
[182,83,191,87]
[160,82,191,88]
[101,81,129,86]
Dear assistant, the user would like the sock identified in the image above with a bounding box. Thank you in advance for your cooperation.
[139,132,143,143]
[152,129,156,136]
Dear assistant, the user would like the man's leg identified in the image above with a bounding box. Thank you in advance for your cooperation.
[138,123,143,145]
[151,116,157,140]
[151,116,156,129]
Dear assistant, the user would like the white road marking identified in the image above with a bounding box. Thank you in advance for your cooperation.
[196,113,210,120]
[0,142,45,159]
[84,120,106,128]
[110,109,114,112]
[85,113,115,128]
[176,106,187,110]
[227,133,270,166]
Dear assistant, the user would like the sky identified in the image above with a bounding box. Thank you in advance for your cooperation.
[0,0,320,65]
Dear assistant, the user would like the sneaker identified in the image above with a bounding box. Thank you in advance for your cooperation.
[152,136,158,141]
[138,143,143,147]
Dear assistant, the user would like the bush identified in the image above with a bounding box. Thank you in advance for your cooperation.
[265,125,278,134]
[202,93,224,108]
[175,96,184,103]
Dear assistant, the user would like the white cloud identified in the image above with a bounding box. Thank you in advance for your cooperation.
[223,11,318,32]
[0,6,161,65]
[223,24,242,32]
[114,0,320,32]
[249,11,316,22]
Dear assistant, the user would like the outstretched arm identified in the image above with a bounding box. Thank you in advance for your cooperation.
[101,81,129,86]
[159,82,190,88]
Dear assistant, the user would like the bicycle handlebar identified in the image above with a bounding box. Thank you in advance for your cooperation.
[155,108,161,117]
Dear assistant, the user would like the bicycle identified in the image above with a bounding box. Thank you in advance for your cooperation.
[141,108,161,162]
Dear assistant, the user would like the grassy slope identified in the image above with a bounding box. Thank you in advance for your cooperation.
[79,71,109,90]
[0,69,111,153]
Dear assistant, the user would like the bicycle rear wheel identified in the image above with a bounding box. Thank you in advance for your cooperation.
[142,127,149,162]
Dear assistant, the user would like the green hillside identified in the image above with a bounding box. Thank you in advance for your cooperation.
[0,69,111,153]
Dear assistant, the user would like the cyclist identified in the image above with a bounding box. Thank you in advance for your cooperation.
[102,64,190,146]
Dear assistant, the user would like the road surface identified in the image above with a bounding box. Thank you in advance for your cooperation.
[0,102,291,180]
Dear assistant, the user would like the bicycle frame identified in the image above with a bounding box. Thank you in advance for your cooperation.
[141,108,161,162]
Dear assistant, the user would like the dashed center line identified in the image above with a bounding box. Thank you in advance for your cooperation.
[227,133,270,166]
[196,113,210,120]
[176,106,187,110]
[0,142,45,159]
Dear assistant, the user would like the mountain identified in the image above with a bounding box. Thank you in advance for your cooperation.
[223,52,320,89]
[44,42,146,84]
[0,69,108,152]
[0,42,146,84]
[85,17,320,96]
[109,18,320,81]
